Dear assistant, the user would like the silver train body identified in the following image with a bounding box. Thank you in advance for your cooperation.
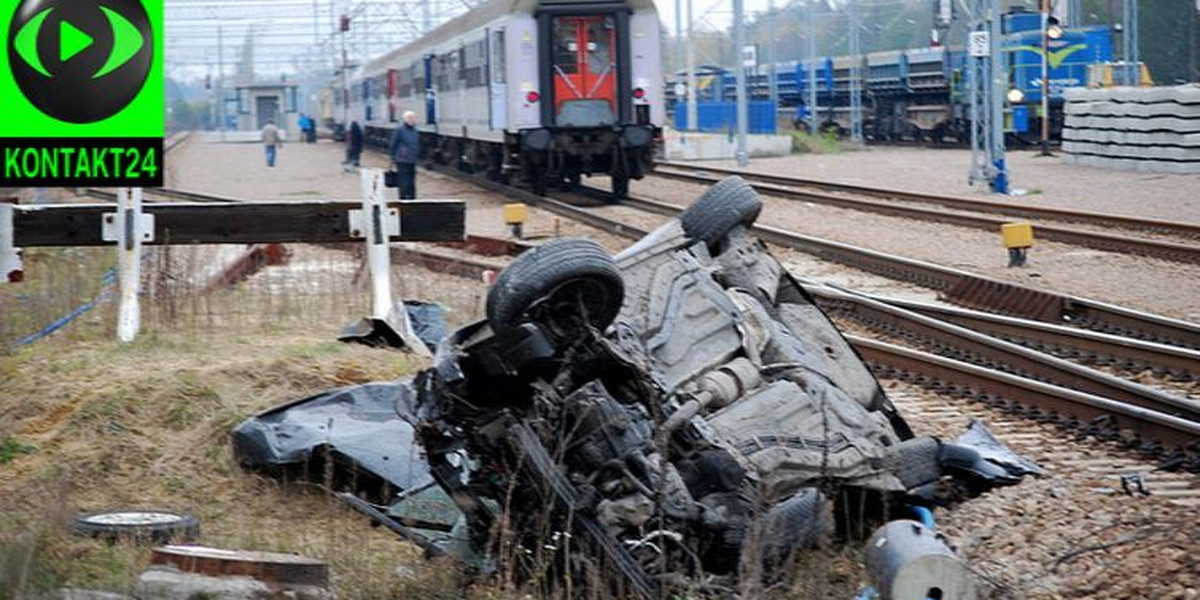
[330,0,664,197]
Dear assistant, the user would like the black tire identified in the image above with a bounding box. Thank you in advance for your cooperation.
[679,176,762,246]
[486,238,624,335]
[72,509,199,544]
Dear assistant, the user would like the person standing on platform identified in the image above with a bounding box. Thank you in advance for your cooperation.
[344,121,364,172]
[261,119,281,167]
[388,110,420,199]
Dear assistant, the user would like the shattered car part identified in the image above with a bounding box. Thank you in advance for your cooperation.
[864,520,977,600]
[235,177,1035,597]
[72,510,200,544]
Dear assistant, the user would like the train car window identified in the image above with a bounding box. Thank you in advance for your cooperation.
[492,30,506,84]
[585,19,613,76]
[553,19,578,75]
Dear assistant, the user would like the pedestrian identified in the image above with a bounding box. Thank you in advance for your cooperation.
[388,111,420,199]
[344,120,364,173]
[261,119,281,167]
[307,117,318,143]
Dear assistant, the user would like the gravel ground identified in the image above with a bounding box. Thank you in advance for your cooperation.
[634,175,1200,322]
[687,146,1200,226]
[887,381,1200,600]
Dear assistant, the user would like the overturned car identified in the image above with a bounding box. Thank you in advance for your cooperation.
[234,177,1034,598]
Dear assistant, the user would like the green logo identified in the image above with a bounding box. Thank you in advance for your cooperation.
[7,0,153,123]
[1,0,161,186]
[1011,43,1088,69]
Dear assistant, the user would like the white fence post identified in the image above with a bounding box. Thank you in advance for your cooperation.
[351,169,429,355]
[1,201,21,283]
[358,168,394,318]
[104,187,153,343]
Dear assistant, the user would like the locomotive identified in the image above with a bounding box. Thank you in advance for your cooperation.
[328,0,664,198]
[669,8,1139,144]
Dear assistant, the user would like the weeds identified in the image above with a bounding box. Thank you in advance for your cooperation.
[790,129,843,154]
[0,436,37,464]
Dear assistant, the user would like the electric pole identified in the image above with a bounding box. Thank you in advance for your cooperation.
[807,0,817,134]
[1040,0,1052,156]
[733,0,748,166]
[848,0,863,143]
[686,0,698,131]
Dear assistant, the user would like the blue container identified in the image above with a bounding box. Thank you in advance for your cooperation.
[1011,105,1029,133]
[675,100,777,134]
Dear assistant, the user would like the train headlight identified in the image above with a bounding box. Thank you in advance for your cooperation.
[633,87,646,99]
[1007,88,1025,104]
[526,91,540,103]
[1046,23,1064,40]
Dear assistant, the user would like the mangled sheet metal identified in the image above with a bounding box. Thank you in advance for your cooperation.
[235,177,1037,599]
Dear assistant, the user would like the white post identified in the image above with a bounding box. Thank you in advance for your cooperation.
[0,201,21,283]
[359,168,393,319]
[115,188,144,342]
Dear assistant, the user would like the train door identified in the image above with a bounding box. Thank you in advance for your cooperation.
[488,28,508,130]
[424,54,437,125]
[550,15,616,127]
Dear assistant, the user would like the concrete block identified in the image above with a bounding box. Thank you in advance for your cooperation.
[1061,152,1200,175]
[1062,140,1200,161]
[1062,129,1200,147]
[1064,116,1200,133]
[1064,102,1200,118]
[662,130,793,160]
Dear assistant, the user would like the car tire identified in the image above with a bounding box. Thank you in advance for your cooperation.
[72,509,200,544]
[679,176,762,247]
[487,238,624,335]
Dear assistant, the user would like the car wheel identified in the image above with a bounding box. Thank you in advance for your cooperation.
[486,238,624,335]
[679,176,762,247]
[72,509,200,544]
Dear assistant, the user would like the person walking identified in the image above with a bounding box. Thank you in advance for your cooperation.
[388,111,420,199]
[261,119,281,167]
[344,121,364,172]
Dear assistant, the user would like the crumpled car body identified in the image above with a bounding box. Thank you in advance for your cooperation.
[234,177,1035,598]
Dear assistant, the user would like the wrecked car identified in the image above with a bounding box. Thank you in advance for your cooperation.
[234,177,1034,598]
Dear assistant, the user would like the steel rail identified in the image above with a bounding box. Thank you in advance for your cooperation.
[805,284,1200,423]
[810,284,1200,381]
[654,161,1200,242]
[850,336,1200,454]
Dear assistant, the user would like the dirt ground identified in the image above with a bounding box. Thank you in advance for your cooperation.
[692,145,1200,226]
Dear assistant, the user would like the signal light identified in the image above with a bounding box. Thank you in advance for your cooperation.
[526,91,540,103]
[633,87,645,99]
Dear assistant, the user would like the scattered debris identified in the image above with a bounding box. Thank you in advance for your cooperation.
[338,300,445,353]
[133,545,332,600]
[71,510,199,544]
[236,177,1036,598]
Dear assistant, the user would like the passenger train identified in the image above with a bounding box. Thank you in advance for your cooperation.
[327,0,664,197]
[669,8,1143,144]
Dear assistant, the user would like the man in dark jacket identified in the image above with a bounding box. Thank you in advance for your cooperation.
[388,111,420,199]
[344,121,364,172]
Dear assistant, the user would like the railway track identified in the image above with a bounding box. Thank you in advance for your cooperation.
[651,165,1200,265]
[654,161,1200,242]
[104,163,1200,466]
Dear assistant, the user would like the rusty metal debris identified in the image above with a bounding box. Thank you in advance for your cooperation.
[234,177,1036,598]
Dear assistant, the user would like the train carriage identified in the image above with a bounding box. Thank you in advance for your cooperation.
[332,0,663,198]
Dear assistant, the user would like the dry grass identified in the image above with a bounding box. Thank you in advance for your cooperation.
[0,328,462,599]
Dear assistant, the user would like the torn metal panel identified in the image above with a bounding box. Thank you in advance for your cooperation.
[231,380,432,493]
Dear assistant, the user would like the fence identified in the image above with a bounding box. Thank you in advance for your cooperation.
[0,171,466,350]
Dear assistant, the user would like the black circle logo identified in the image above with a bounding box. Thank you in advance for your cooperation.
[7,0,153,123]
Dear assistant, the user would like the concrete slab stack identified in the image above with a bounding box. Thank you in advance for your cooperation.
[1062,85,1200,174]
